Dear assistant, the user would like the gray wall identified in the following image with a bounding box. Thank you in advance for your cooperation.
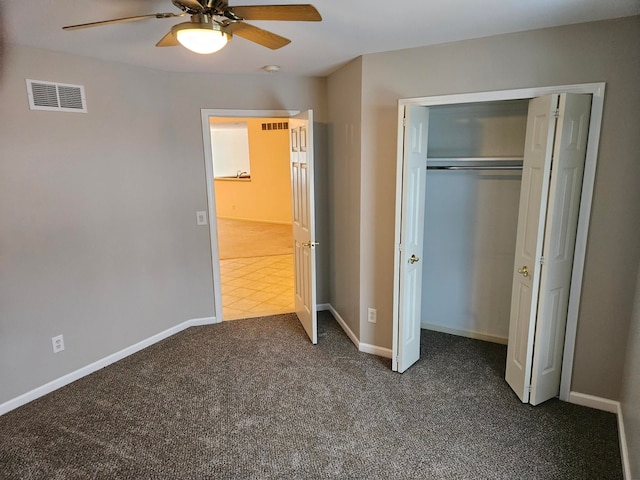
[326,57,362,337]
[334,16,640,399]
[621,262,640,478]
[0,44,327,405]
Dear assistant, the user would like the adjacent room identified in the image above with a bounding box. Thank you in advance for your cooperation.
[209,117,295,320]
[0,1,638,478]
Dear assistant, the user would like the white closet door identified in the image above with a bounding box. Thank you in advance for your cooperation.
[529,94,591,405]
[290,110,317,344]
[505,95,558,402]
[397,105,429,373]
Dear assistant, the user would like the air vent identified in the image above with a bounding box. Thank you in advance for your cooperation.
[261,122,288,131]
[26,79,87,113]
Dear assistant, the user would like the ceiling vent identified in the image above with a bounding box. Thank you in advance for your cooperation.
[26,79,87,113]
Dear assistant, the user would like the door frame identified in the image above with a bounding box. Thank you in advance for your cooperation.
[200,109,299,322]
[392,83,605,402]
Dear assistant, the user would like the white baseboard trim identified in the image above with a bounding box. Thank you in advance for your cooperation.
[321,304,392,359]
[567,391,618,413]
[0,316,217,416]
[568,392,631,479]
[360,343,393,359]
[616,404,632,480]
[323,304,360,350]
[421,322,508,345]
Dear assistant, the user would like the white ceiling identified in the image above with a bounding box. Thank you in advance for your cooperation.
[5,0,640,76]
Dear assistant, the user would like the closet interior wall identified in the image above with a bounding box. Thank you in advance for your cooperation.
[422,100,529,343]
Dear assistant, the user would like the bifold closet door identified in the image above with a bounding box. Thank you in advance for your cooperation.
[505,94,591,404]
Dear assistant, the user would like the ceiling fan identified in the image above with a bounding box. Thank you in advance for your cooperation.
[63,1,322,54]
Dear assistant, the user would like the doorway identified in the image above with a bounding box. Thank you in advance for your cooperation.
[392,83,606,404]
[200,108,320,344]
[209,116,294,320]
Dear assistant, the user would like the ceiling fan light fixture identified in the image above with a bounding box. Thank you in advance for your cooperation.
[172,21,230,54]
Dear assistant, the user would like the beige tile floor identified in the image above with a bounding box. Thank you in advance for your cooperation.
[220,254,295,320]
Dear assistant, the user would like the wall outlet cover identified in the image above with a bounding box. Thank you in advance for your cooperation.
[52,334,65,353]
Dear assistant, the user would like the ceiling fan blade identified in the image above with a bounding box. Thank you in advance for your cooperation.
[62,13,184,31]
[156,31,180,47]
[230,5,321,22]
[228,22,291,50]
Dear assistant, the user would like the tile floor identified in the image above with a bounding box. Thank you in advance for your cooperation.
[220,254,295,320]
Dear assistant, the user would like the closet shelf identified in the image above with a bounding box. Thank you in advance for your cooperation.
[427,156,524,170]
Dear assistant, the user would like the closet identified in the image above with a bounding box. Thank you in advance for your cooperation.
[422,100,529,344]
[395,92,593,406]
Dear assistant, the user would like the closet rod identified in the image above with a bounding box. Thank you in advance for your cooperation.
[427,156,524,163]
[427,165,523,171]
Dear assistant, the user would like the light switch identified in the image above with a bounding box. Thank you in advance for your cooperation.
[196,211,208,226]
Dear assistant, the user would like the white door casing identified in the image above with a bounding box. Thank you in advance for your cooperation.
[529,94,592,405]
[396,105,430,373]
[505,94,559,403]
[290,110,318,344]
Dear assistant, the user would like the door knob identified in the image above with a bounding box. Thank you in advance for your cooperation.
[409,254,420,264]
[518,266,529,277]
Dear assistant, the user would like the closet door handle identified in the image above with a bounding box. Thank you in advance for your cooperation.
[409,254,420,264]
[517,266,529,277]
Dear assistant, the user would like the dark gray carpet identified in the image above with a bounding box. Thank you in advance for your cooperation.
[0,312,622,479]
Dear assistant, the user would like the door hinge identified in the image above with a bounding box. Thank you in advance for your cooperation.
[552,109,560,118]
[539,256,545,265]
[526,384,532,394]
[398,243,403,252]
[403,116,407,127]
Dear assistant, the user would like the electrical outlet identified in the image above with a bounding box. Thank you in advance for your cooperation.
[51,334,65,354]
[367,308,377,324]
[196,211,208,226]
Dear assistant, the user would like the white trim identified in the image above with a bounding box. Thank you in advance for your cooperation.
[200,108,299,323]
[568,392,631,478]
[325,304,359,350]
[324,304,393,358]
[421,323,508,345]
[0,316,217,416]
[393,83,605,397]
[568,391,618,413]
[617,404,632,480]
[360,343,393,358]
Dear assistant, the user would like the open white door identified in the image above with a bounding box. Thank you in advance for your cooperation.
[290,110,317,344]
[396,105,429,373]
[506,94,558,402]
[506,94,591,403]
[529,94,591,405]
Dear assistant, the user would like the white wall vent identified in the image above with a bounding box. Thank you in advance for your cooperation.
[26,79,87,113]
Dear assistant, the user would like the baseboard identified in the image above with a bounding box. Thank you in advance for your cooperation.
[324,304,360,350]
[0,316,217,416]
[421,322,508,345]
[567,391,618,413]
[322,304,393,359]
[359,342,393,359]
[616,403,632,480]
[215,215,292,226]
[558,392,631,478]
